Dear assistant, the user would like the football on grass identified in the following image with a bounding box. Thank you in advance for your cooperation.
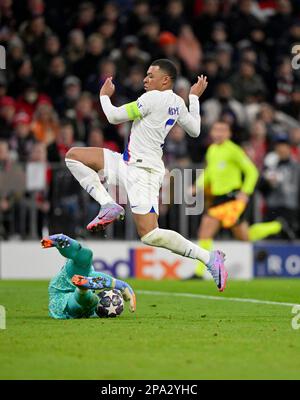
[96,289,124,318]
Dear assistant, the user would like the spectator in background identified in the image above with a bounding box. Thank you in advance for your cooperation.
[124,0,151,36]
[26,142,51,237]
[259,133,300,239]
[274,58,294,108]
[164,124,191,167]
[254,103,299,138]
[72,92,98,143]
[122,66,145,101]
[200,54,219,100]
[6,36,26,83]
[75,2,97,38]
[193,0,221,45]
[47,120,79,163]
[157,31,180,69]
[55,75,82,119]
[174,77,190,104]
[19,15,51,56]
[244,119,268,171]
[97,19,119,53]
[101,1,122,24]
[33,33,61,83]
[138,17,161,59]
[161,0,186,36]
[267,0,294,41]
[0,74,8,98]
[215,43,234,82]
[230,60,267,103]
[0,96,16,140]
[110,35,149,81]
[202,82,246,128]
[43,55,68,103]
[0,140,24,239]
[10,112,36,162]
[8,57,34,97]
[177,24,203,76]
[15,82,51,119]
[290,127,300,162]
[87,126,120,153]
[275,18,300,60]
[228,0,262,44]
[282,84,300,120]
[85,58,117,95]
[65,29,86,74]
[31,100,59,145]
[76,33,106,81]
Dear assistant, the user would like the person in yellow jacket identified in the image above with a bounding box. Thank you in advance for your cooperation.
[193,121,282,277]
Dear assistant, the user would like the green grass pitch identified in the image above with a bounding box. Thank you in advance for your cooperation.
[0,279,300,380]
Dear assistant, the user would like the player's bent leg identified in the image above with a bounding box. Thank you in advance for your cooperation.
[66,288,99,318]
[65,147,124,230]
[194,239,213,279]
[195,215,221,278]
[66,147,104,172]
[132,212,159,238]
[135,214,228,292]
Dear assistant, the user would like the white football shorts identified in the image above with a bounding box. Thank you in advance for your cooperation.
[103,148,165,215]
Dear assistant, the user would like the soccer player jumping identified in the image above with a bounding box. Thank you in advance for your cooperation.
[65,59,228,292]
[42,234,136,319]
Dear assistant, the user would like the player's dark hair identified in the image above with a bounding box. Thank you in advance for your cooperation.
[151,59,178,82]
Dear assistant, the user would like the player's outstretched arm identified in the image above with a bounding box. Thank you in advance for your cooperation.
[41,234,93,267]
[99,77,141,124]
[177,75,208,138]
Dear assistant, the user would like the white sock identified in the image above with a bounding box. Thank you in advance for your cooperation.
[141,227,210,265]
[65,158,114,206]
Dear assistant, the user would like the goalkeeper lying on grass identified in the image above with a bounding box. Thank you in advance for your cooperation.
[41,234,136,319]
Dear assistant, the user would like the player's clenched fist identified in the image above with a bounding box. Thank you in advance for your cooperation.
[100,77,115,98]
[190,75,208,98]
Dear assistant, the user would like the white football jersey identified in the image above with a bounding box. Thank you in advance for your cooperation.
[123,90,201,173]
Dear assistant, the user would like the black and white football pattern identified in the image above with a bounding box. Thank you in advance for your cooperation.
[96,289,124,318]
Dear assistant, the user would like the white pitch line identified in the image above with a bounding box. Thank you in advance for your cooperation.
[137,290,300,308]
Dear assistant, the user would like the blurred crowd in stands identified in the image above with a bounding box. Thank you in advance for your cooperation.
[0,0,300,239]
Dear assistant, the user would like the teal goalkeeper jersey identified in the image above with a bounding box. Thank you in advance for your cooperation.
[48,240,96,319]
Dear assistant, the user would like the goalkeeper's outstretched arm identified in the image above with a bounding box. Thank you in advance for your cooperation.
[41,234,93,268]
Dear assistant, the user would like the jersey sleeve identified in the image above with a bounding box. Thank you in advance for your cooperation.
[177,95,201,138]
[100,91,158,124]
[136,91,158,118]
[100,95,142,124]
[232,144,259,195]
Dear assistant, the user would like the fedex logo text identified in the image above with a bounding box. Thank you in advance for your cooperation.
[93,248,183,279]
